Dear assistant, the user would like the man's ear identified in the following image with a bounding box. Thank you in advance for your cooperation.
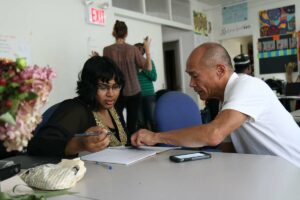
[112,31,116,37]
[216,64,226,79]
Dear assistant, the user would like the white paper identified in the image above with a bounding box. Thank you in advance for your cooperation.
[86,36,102,57]
[81,146,176,165]
[0,34,32,64]
[110,146,177,153]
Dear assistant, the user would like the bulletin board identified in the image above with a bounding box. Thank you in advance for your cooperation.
[222,2,248,25]
[258,33,298,74]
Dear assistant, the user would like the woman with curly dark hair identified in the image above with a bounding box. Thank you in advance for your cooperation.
[28,56,128,157]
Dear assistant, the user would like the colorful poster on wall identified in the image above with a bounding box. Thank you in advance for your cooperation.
[193,11,208,36]
[222,2,248,25]
[259,5,295,37]
[257,33,298,74]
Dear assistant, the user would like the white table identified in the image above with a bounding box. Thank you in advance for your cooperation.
[277,95,300,111]
[277,95,300,100]
[291,109,300,123]
[50,150,300,200]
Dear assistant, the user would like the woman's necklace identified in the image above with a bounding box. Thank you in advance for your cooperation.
[93,108,127,146]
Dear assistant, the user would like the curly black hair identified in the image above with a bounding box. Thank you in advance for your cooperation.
[76,56,124,111]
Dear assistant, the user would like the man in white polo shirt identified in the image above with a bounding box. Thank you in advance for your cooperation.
[131,42,300,167]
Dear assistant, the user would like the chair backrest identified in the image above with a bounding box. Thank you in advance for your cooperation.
[34,103,60,135]
[265,79,284,94]
[285,82,300,96]
[155,91,202,132]
[155,89,170,101]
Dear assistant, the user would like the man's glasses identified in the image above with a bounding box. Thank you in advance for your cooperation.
[98,83,121,92]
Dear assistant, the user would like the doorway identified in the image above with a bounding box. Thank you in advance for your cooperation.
[163,41,182,91]
[220,35,254,74]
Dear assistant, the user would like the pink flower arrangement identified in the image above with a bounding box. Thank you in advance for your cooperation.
[0,58,56,151]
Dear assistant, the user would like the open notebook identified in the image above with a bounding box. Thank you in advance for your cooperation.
[80,146,176,165]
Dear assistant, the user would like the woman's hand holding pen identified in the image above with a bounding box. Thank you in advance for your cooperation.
[79,126,110,152]
[65,126,110,156]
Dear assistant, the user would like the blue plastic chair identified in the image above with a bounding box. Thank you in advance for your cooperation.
[154,91,202,147]
[155,91,202,132]
[33,103,60,135]
[154,91,220,151]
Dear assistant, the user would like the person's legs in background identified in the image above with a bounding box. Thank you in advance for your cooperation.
[143,95,156,131]
[137,97,146,129]
[115,92,126,123]
[126,92,142,135]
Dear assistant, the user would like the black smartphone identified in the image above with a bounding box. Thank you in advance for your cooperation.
[169,152,211,163]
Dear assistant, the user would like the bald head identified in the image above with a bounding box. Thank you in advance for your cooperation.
[186,42,234,101]
[187,42,233,70]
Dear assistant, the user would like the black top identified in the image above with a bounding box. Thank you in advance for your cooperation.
[27,97,128,157]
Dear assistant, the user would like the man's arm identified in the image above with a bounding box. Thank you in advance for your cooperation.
[131,109,248,147]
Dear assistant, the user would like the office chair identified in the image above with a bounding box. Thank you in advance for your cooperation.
[285,82,300,96]
[265,79,284,94]
[33,103,60,135]
[155,91,202,132]
[154,91,220,151]
[155,89,170,101]
[279,82,300,111]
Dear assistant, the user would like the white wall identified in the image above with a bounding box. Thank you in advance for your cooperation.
[189,1,214,108]
[209,0,300,81]
[162,26,199,104]
[156,1,215,109]
[221,36,253,65]
[0,0,164,110]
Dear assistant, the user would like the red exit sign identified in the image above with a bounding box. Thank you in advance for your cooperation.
[87,7,105,26]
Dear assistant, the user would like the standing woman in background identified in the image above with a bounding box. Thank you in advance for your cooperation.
[135,43,157,131]
[103,20,152,136]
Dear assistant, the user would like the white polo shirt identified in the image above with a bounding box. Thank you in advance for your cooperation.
[221,73,300,167]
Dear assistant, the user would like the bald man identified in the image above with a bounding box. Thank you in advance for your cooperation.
[131,42,300,167]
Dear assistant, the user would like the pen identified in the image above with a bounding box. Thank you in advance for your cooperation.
[75,133,99,137]
[75,131,115,137]
[96,162,113,170]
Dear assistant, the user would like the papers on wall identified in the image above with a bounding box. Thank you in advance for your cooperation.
[86,36,102,58]
[0,34,32,64]
[81,146,176,165]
